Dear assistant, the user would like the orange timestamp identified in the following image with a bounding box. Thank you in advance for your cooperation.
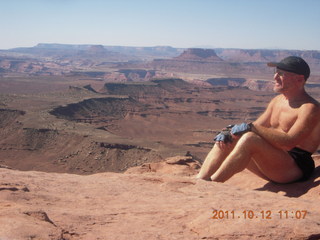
[211,210,308,220]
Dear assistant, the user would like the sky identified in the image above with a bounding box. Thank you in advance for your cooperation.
[1,0,320,50]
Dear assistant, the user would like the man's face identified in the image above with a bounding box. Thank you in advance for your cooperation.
[273,68,300,93]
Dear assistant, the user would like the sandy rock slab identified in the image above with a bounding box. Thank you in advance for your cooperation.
[0,157,320,240]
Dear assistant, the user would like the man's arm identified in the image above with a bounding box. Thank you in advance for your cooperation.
[227,97,275,139]
[252,103,320,150]
[253,96,277,128]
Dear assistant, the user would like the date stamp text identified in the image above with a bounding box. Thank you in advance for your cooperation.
[211,210,308,220]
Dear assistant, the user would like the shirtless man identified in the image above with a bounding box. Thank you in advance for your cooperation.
[197,56,320,183]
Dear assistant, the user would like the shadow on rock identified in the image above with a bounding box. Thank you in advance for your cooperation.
[255,166,320,198]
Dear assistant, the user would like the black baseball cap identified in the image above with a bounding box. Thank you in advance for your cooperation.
[267,56,310,80]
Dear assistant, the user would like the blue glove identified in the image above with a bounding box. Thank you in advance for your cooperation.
[230,123,252,136]
[214,130,233,143]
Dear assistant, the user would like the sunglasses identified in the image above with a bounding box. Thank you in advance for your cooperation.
[274,69,297,77]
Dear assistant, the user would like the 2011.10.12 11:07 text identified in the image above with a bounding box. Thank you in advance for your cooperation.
[211,210,308,220]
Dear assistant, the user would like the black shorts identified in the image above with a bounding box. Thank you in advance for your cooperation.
[288,147,315,181]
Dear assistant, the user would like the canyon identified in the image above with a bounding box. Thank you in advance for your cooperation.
[0,44,320,239]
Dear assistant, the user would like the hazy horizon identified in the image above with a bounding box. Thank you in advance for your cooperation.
[1,0,320,51]
[4,42,319,52]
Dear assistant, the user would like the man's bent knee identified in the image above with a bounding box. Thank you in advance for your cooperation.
[234,132,265,153]
[240,131,260,140]
[237,131,261,145]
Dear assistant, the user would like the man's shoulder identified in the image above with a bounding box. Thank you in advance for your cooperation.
[300,98,320,116]
[269,94,282,104]
[272,94,286,101]
[304,94,320,108]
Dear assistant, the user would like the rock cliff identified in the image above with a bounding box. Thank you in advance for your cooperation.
[0,156,319,240]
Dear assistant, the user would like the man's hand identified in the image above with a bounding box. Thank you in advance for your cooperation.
[214,129,233,143]
[230,123,252,136]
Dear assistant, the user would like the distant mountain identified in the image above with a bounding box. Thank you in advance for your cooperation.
[1,44,320,78]
[3,43,320,64]
[6,43,131,61]
[215,48,320,63]
[174,48,223,62]
[145,47,320,76]
[3,43,183,61]
[103,45,184,60]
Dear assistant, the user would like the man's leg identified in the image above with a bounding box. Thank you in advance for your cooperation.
[210,132,303,183]
[196,141,236,180]
[246,160,269,181]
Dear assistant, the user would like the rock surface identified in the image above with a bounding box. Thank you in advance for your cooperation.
[1,156,319,240]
